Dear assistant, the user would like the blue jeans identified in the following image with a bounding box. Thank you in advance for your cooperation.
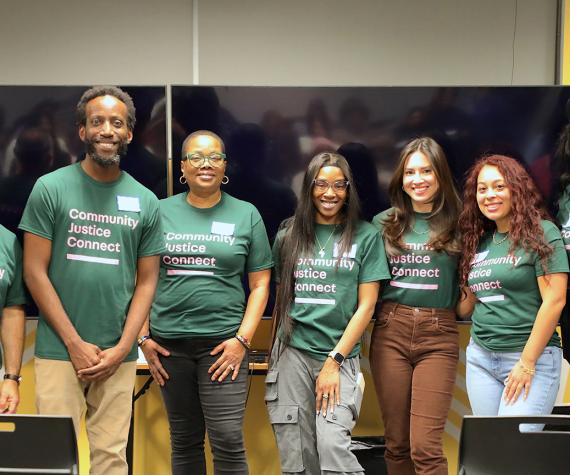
[466,339,561,432]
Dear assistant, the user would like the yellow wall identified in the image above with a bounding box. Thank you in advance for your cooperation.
[563,0,570,85]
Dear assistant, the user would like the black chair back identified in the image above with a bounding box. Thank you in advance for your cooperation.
[0,414,78,474]
[458,415,570,475]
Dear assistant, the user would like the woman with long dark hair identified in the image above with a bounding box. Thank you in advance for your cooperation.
[266,152,389,474]
[458,154,567,431]
[370,137,461,475]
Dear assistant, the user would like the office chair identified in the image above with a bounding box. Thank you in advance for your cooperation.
[458,415,570,475]
[0,414,78,474]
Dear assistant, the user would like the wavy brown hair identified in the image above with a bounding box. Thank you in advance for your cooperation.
[458,154,552,288]
[382,137,461,256]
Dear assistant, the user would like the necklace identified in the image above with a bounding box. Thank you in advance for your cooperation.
[315,225,338,258]
[492,229,509,245]
[411,226,430,235]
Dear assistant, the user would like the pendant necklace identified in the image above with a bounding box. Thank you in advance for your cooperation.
[492,229,509,245]
[315,225,338,258]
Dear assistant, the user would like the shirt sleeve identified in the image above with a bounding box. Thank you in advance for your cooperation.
[271,232,284,284]
[245,208,273,272]
[138,195,165,257]
[358,228,392,284]
[18,179,56,240]
[5,236,27,307]
[535,221,569,276]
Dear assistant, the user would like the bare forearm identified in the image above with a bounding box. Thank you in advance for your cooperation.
[522,298,565,364]
[1,306,25,374]
[237,285,270,340]
[24,270,80,347]
[334,302,375,357]
[117,279,158,354]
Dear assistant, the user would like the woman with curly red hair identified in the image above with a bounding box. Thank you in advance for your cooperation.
[457,154,568,429]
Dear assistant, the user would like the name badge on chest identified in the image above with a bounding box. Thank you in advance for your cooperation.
[117,195,141,212]
[333,243,357,259]
[211,221,235,236]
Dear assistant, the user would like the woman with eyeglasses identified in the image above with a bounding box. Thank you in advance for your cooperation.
[139,130,273,474]
[266,152,389,474]
[370,137,461,475]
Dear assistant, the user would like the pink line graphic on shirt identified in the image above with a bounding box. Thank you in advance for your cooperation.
[167,269,214,276]
[66,254,119,266]
[389,281,438,290]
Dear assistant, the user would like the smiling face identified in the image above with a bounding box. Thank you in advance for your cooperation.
[402,151,439,212]
[181,134,226,196]
[312,166,348,224]
[79,95,132,167]
[476,164,512,231]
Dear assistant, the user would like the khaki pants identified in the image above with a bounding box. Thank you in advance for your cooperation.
[35,358,137,475]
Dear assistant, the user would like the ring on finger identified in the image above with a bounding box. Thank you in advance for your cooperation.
[228,364,235,371]
[322,394,329,400]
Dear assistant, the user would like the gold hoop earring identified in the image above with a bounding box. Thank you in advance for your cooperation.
[179,175,187,185]
[221,176,229,185]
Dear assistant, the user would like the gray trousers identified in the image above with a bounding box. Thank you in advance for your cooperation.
[265,340,364,475]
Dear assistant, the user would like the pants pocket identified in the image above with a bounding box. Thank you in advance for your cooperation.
[267,404,304,473]
[264,368,278,402]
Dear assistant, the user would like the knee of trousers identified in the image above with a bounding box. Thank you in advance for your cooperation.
[316,406,362,473]
[410,438,444,465]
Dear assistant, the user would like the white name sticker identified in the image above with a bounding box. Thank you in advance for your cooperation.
[117,196,141,212]
[564,213,570,228]
[211,221,235,236]
[472,250,489,264]
[333,243,357,259]
[0,269,5,279]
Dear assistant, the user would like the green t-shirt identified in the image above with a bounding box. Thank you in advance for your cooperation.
[557,187,570,271]
[151,192,273,338]
[468,220,569,352]
[19,163,164,361]
[373,209,459,309]
[0,225,27,368]
[273,221,390,361]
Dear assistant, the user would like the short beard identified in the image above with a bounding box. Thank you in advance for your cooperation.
[86,140,129,168]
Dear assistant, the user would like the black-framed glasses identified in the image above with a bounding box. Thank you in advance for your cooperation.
[313,179,350,192]
[183,152,226,168]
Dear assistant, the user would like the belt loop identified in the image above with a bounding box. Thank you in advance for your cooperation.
[431,308,436,316]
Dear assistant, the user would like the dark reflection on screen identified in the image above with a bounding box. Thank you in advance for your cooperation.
[172,85,570,228]
[0,86,167,238]
[0,86,167,316]
[172,85,570,315]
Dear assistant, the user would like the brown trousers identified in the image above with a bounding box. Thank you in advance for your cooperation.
[370,302,459,475]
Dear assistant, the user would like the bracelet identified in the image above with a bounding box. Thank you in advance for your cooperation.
[517,360,536,375]
[235,334,251,350]
[137,335,151,347]
[3,373,22,385]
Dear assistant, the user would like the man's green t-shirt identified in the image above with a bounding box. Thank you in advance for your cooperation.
[0,225,27,368]
[19,163,164,361]
[468,220,568,352]
[274,221,390,361]
[373,209,459,309]
[151,192,273,338]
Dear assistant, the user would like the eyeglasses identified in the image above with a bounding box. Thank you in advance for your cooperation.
[313,179,350,192]
[183,152,226,168]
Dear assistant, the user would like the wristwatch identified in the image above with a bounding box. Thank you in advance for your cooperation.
[3,373,22,385]
[328,351,345,367]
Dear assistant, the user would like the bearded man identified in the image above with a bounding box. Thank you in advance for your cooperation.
[19,86,164,475]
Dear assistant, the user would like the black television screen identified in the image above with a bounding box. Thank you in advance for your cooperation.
[171,85,570,241]
[0,85,168,239]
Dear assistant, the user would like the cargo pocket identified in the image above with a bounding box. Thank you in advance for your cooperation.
[267,404,304,472]
[264,369,278,402]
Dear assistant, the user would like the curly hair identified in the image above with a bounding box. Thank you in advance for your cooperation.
[76,86,136,131]
[383,137,461,256]
[458,154,552,288]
